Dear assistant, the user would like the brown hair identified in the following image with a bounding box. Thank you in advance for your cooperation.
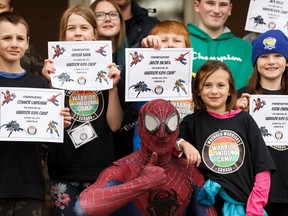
[193,60,237,111]
[149,20,191,48]
[9,0,13,8]
[59,5,97,41]
[0,11,29,37]
[247,65,288,94]
[90,0,126,50]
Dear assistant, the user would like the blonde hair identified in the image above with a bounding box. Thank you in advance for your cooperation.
[59,5,97,41]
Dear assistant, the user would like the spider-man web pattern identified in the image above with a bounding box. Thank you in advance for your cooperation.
[75,99,216,216]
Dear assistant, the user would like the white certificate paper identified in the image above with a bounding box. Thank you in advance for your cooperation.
[249,95,288,146]
[245,0,288,35]
[0,87,64,143]
[48,41,113,90]
[125,48,193,101]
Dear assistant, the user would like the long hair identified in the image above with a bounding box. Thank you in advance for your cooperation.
[247,64,288,94]
[149,20,191,48]
[8,0,13,9]
[59,5,97,41]
[193,60,238,111]
[90,0,128,67]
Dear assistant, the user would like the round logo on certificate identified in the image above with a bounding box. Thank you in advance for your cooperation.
[275,131,283,140]
[77,76,87,85]
[27,126,37,135]
[154,85,164,95]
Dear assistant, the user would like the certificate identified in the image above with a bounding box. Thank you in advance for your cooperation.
[249,95,288,146]
[48,41,113,90]
[0,87,65,143]
[125,48,193,101]
[245,0,288,35]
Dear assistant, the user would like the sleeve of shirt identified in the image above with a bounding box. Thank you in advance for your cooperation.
[246,171,270,216]
[171,147,183,157]
[172,116,194,157]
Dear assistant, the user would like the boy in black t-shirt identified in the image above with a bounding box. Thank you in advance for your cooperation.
[0,11,71,216]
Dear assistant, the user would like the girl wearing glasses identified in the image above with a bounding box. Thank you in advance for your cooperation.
[91,0,138,160]
[90,0,127,69]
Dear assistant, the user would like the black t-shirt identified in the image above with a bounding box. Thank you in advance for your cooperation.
[0,72,49,200]
[238,87,288,203]
[47,89,115,182]
[180,110,276,203]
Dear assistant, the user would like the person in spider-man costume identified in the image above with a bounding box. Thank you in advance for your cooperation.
[75,99,217,216]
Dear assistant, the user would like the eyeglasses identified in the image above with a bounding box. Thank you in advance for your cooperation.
[95,11,119,21]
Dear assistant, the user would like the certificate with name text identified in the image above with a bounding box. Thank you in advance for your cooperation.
[48,41,113,90]
[245,0,288,35]
[249,95,288,146]
[125,48,193,101]
[0,87,65,143]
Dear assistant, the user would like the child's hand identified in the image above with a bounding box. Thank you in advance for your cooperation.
[179,140,202,167]
[42,59,55,83]
[60,107,71,128]
[141,35,162,50]
[107,63,121,87]
[236,93,250,111]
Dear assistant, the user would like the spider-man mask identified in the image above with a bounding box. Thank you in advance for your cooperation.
[138,99,180,154]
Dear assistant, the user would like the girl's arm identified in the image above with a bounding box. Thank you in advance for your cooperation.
[106,63,123,132]
[60,107,71,128]
[246,171,270,216]
[42,59,55,87]
[236,93,251,111]
[172,139,202,167]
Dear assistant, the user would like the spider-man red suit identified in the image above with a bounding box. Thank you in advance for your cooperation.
[75,99,216,216]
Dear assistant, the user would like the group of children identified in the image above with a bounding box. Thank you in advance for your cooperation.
[0,2,288,216]
[76,17,287,216]
[175,29,288,215]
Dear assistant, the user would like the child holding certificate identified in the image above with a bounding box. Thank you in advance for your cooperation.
[0,11,71,216]
[133,20,194,151]
[90,0,127,69]
[41,5,123,216]
[90,0,138,160]
[237,29,288,216]
[176,60,276,216]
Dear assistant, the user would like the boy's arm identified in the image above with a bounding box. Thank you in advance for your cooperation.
[141,35,162,49]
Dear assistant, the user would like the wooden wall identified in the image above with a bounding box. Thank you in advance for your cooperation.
[13,0,252,60]
[226,0,251,38]
[13,0,68,59]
